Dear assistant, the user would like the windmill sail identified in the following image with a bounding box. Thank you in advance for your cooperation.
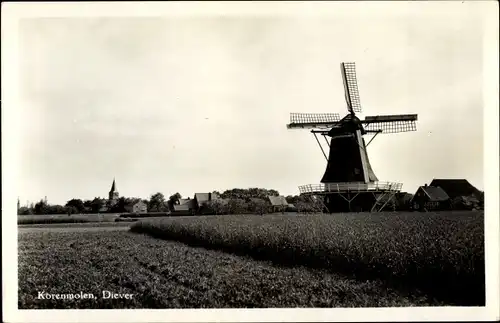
[341,62,362,114]
[362,114,418,133]
[287,113,341,129]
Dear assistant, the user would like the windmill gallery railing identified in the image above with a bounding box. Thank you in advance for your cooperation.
[299,182,403,195]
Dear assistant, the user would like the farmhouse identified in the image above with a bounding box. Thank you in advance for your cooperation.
[268,195,289,213]
[173,198,197,215]
[194,192,220,214]
[124,201,148,214]
[411,185,450,211]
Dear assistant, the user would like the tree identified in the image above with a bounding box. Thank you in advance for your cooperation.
[227,198,247,214]
[46,204,66,214]
[249,198,269,215]
[149,192,168,212]
[34,199,49,215]
[395,193,413,211]
[65,199,85,214]
[65,205,79,215]
[83,200,93,213]
[166,193,182,212]
[206,199,227,215]
[451,195,481,211]
[90,197,106,213]
[18,206,33,215]
[221,188,281,201]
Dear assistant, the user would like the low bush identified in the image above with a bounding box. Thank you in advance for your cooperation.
[119,212,170,218]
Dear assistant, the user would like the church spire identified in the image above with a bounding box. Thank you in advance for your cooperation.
[110,177,117,192]
[109,178,119,202]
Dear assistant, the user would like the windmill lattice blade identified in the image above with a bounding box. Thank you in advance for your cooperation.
[287,113,341,129]
[342,62,362,113]
[364,114,418,123]
[363,120,417,134]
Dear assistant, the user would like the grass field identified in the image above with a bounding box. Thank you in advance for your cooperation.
[130,211,485,305]
[18,224,437,309]
[18,211,484,308]
[17,213,120,225]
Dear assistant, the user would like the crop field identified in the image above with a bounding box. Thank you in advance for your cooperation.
[18,224,437,309]
[130,211,485,306]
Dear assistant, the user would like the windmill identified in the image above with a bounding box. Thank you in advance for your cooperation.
[287,62,418,212]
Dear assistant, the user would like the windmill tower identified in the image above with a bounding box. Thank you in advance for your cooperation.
[287,62,418,212]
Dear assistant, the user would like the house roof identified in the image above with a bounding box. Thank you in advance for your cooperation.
[176,199,196,209]
[124,200,147,210]
[418,186,450,202]
[194,192,220,204]
[429,179,481,199]
[194,193,210,204]
[178,198,191,205]
[173,204,190,211]
[268,195,289,206]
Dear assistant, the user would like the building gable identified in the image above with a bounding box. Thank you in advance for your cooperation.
[268,195,289,206]
[414,186,449,202]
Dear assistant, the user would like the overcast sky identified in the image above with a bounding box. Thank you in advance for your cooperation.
[16,3,485,205]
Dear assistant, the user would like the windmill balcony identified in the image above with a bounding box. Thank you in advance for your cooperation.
[299,182,403,195]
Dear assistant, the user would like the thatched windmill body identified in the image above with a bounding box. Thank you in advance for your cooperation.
[287,62,418,212]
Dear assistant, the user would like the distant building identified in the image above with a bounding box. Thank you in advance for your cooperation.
[108,178,119,205]
[98,205,109,213]
[411,184,450,211]
[173,198,197,215]
[194,192,220,214]
[268,195,289,213]
[124,200,148,214]
[170,193,226,215]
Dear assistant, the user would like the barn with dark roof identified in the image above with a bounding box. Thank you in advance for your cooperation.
[268,196,289,213]
[429,179,482,200]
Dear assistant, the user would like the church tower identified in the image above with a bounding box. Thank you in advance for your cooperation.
[108,178,119,203]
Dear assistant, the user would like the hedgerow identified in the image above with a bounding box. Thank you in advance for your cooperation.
[18,214,119,225]
[130,211,485,305]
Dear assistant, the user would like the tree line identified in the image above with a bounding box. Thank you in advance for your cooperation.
[21,187,469,216]
[17,188,318,215]
[17,192,176,215]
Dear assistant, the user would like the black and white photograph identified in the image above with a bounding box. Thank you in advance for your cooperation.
[2,1,499,322]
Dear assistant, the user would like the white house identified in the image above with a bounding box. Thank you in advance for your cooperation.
[125,201,148,214]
